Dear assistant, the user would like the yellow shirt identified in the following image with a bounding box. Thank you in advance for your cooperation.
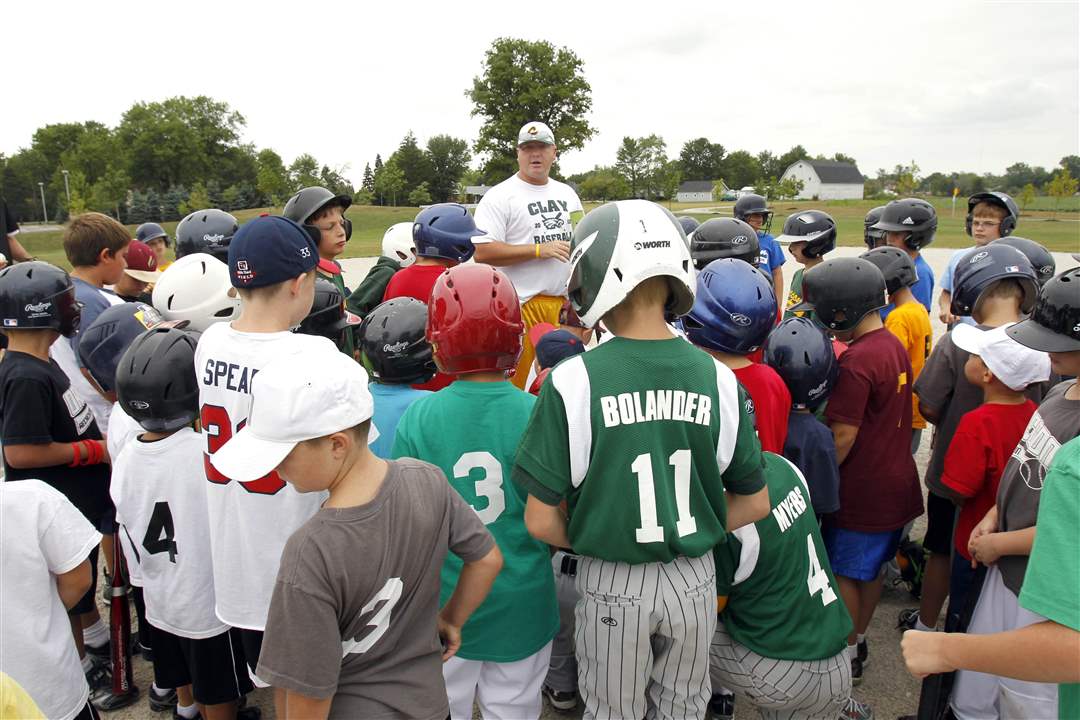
[0,673,44,720]
[885,301,932,430]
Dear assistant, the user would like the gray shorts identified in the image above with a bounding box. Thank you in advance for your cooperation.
[709,622,851,720]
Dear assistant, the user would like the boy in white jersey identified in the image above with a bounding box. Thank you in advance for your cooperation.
[113,327,257,720]
[194,215,334,688]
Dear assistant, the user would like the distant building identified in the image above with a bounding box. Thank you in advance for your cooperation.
[462,185,492,203]
[780,160,865,200]
[676,180,719,203]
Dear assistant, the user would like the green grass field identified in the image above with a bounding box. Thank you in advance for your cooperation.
[18,197,1079,270]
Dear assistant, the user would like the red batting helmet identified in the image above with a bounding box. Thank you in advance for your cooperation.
[427,264,524,376]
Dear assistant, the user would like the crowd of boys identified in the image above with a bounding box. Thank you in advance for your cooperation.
[1,151,1077,720]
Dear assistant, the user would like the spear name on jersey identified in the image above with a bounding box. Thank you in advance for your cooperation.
[600,390,712,428]
[201,358,258,394]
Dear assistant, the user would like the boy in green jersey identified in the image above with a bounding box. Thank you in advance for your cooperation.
[392,263,558,720]
[711,452,872,720]
[513,200,770,720]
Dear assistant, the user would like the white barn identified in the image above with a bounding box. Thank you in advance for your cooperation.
[676,180,718,202]
[780,160,864,200]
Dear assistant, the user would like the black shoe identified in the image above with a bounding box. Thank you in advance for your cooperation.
[851,656,864,686]
[543,684,578,712]
[897,608,919,631]
[708,692,735,720]
[857,638,869,667]
[84,640,111,660]
[174,705,261,720]
[85,655,112,700]
[149,685,178,712]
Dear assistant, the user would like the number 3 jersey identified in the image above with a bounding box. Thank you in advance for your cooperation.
[513,336,766,564]
[714,452,852,661]
[194,322,333,630]
[391,382,559,662]
[111,428,227,639]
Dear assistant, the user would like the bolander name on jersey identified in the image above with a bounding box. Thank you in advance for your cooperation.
[600,390,712,428]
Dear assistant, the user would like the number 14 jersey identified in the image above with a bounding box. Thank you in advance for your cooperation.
[112,428,227,638]
[195,323,333,630]
[514,336,766,564]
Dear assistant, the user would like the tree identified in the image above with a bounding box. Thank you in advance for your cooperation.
[390,132,433,194]
[758,176,804,200]
[578,168,630,201]
[288,154,321,191]
[759,145,809,180]
[179,181,211,216]
[1046,168,1078,218]
[90,168,130,220]
[467,38,596,171]
[361,163,375,194]
[374,158,406,206]
[255,149,289,206]
[719,150,762,190]
[615,135,667,199]
[353,188,375,206]
[425,135,471,203]
[1004,162,1036,192]
[831,152,857,165]
[658,160,682,206]
[679,138,724,180]
[1060,155,1080,183]
[1020,183,1037,211]
[894,160,921,197]
[408,182,433,206]
[161,185,188,220]
[319,165,353,197]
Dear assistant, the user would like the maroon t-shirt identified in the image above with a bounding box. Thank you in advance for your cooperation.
[825,328,923,532]
[383,264,454,392]
[732,363,791,454]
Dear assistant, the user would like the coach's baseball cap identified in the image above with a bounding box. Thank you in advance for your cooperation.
[517,121,555,146]
[529,323,585,370]
[209,344,378,482]
[227,215,318,289]
[122,240,162,283]
[951,323,1051,391]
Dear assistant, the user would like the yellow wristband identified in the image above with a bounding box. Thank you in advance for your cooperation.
[535,244,541,258]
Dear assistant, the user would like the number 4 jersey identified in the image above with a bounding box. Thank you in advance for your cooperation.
[513,336,766,564]
[111,428,227,638]
[194,322,332,630]
[715,452,853,661]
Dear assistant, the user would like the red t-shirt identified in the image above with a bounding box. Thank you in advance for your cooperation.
[825,327,923,532]
[941,400,1037,560]
[383,263,454,392]
[732,363,791,454]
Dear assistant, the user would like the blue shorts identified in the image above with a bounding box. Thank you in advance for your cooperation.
[823,526,903,582]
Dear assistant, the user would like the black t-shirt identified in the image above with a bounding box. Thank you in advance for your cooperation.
[0,198,18,261]
[0,351,110,523]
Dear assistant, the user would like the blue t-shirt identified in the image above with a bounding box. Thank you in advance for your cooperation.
[940,246,979,327]
[368,382,431,459]
[757,232,785,274]
[70,277,119,360]
[782,411,840,515]
[881,253,934,320]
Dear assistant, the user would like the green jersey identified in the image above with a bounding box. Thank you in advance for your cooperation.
[513,336,765,564]
[1019,436,1080,720]
[392,381,558,662]
[317,262,356,357]
[715,452,852,661]
[784,267,815,323]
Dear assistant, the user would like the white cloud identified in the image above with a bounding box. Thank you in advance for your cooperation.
[2,0,1076,186]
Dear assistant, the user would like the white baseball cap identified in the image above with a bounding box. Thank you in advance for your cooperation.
[517,121,555,146]
[952,323,1051,391]
[210,345,378,482]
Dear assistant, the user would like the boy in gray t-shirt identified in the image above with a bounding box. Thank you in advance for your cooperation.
[212,347,503,719]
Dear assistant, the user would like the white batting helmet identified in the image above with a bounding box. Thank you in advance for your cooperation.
[152,253,241,332]
[381,222,417,267]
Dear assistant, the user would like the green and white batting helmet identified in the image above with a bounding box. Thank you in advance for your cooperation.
[566,200,695,328]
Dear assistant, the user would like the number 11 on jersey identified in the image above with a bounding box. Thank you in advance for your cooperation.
[633,448,697,543]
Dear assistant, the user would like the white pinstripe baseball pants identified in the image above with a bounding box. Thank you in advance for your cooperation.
[709,622,850,720]
[574,553,716,720]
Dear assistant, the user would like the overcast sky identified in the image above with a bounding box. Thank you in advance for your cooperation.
[4,0,1078,185]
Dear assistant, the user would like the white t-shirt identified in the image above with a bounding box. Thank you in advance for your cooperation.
[112,429,227,638]
[473,174,583,304]
[107,404,146,586]
[49,291,124,430]
[0,481,100,720]
[194,322,332,630]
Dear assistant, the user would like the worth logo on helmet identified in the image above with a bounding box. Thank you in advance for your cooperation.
[634,239,671,250]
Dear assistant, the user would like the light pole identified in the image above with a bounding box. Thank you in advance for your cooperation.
[62,169,71,210]
[38,182,48,223]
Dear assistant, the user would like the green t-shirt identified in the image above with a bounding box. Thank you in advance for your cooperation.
[317,263,356,357]
[1018,435,1080,720]
[391,381,558,662]
[513,336,766,564]
[714,452,852,660]
[783,266,816,323]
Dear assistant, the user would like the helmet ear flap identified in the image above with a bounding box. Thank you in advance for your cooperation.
[344,218,353,242]
[303,224,322,247]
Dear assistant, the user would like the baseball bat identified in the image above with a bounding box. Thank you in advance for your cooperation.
[108,537,138,701]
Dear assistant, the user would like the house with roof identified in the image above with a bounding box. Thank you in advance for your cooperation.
[676,180,723,202]
[780,160,865,200]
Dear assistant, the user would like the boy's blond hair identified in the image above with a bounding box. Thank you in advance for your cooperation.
[973,278,1024,320]
[63,212,130,268]
[601,276,671,327]
[972,201,1008,221]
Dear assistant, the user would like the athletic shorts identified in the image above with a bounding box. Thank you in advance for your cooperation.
[823,526,903,582]
[922,492,956,556]
[237,628,264,676]
[149,624,252,705]
[69,545,99,615]
[99,508,116,534]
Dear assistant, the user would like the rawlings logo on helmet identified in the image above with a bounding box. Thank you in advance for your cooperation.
[731,235,749,245]
[383,341,408,354]
[730,313,752,326]
[808,378,830,399]
[203,233,225,243]
[24,302,51,313]
[129,400,150,410]
[970,251,990,264]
